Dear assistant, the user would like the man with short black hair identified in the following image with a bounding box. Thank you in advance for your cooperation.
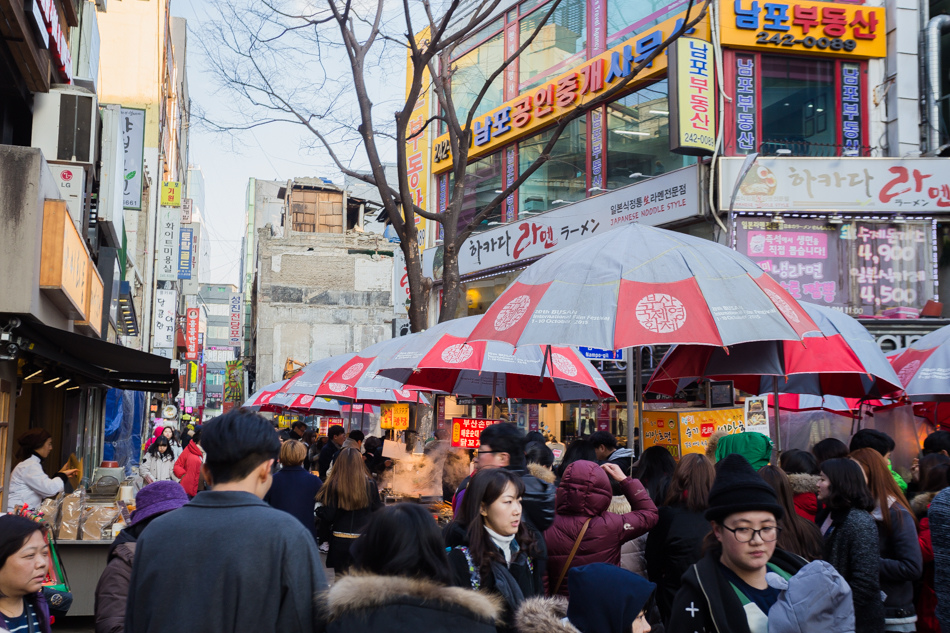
[318,424,346,480]
[126,409,327,633]
[850,428,907,492]
[589,430,635,493]
[279,420,307,443]
[347,429,365,450]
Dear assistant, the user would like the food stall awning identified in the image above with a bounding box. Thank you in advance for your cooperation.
[10,318,177,394]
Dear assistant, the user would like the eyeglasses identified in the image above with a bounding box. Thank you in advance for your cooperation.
[476,450,499,455]
[721,525,781,543]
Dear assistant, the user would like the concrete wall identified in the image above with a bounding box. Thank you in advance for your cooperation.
[254,231,395,386]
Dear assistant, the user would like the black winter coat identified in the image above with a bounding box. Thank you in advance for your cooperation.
[818,506,885,633]
[316,480,383,572]
[645,504,709,624]
[324,573,501,633]
[874,503,923,620]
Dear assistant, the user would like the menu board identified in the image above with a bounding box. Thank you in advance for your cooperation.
[735,216,935,316]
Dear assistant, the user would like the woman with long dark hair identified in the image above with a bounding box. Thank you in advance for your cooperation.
[0,515,54,633]
[554,439,597,481]
[816,457,885,632]
[850,448,922,632]
[324,504,501,633]
[645,453,715,624]
[758,465,824,561]
[634,446,677,505]
[316,447,382,573]
[7,429,78,511]
[811,437,849,466]
[447,468,543,631]
[140,436,178,483]
[780,448,821,522]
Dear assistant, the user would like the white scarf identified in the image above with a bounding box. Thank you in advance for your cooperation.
[485,526,516,565]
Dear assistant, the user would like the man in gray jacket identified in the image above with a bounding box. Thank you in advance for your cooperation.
[126,409,329,633]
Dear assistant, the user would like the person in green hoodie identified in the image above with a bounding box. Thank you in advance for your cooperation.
[849,429,908,492]
[715,432,774,470]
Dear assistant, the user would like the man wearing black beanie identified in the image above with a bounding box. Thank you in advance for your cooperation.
[668,454,805,633]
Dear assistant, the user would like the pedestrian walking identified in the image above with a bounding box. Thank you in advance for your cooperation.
[7,429,78,511]
[125,409,328,633]
[589,431,635,488]
[928,486,950,633]
[265,440,323,541]
[778,449,821,522]
[758,465,824,561]
[851,429,909,493]
[172,428,204,498]
[315,447,382,574]
[139,437,178,483]
[714,431,773,469]
[94,481,189,633]
[815,457,885,633]
[545,461,657,597]
[668,454,806,633]
[447,468,543,631]
[850,448,922,631]
[0,515,54,633]
[912,465,946,633]
[645,453,715,624]
[811,437,849,466]
[318,425,346,480]
[324,504,502,633]
[554,439,597,483]
[621,445,676,577]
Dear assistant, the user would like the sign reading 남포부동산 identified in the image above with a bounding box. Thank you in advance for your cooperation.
[669,38,716,155]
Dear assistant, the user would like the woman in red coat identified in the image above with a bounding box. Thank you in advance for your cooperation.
[780,449,821,522]
[173,430,204,498]
[543,460,658,597]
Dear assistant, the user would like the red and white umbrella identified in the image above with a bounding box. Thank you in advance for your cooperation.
[313,337,433,403]
[889,324,950,401]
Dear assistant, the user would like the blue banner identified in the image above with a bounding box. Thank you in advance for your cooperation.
[178,227,193,279]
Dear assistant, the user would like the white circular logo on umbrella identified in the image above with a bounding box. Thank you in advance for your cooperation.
[494,295,532,332]
[396,389,412,398]
[765,289,801,324]
[342,363,365,381]
[327,383,348,393]
[441,344,474,364]
[635,294,687,334]
[898,360,920,385]
[300,395,313,405]
[552,353,578,377]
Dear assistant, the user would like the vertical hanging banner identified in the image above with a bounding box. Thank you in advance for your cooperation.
[156,207,180,281]
[120,108,145,209]
[185,307,199,361]
[181,198,193,223]
[160,181,182,207]
[840,62,862,154]
[178,227,193,279]
[404,27,430,249]
[228,292,243,346]
[735,54,757,154]
[152,289,177,348]
[528,404,539,432]
[668,37,716,155]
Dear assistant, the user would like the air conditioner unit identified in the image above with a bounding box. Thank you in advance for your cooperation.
[31,84,99,167]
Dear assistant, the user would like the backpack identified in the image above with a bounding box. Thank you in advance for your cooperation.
[767,560,856,633]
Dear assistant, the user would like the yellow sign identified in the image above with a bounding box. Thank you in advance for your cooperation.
[160,181,182,207]
[39,200,88,320]
[720,0,885,59]
[75,265,104,336]
[380,403,411,430]
[430,9,711,174]
[643,407,745,458]
[405,28,430,248]
[668,38,716,156]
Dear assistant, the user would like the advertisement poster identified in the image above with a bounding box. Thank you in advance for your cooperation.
[528,404,539,433]
[642,411,680,458]
[451,418,500,449]
[151,289,177,349]
[643,408,745,457]
[224,360,244,403]
[596,403,612,432]
[380,403,411,430]
[744,396,770,437]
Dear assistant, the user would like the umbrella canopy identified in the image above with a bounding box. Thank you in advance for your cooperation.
[243,380,288,411]
[270,392,343,414]
[765,393,881,415]
[284,354,357,395]
[376,315,614,401]
[647,302,904,399]
[314,337,434,402]
[889,324,950,401]
[467,223,819,349]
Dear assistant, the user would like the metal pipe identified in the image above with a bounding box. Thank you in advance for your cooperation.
[625,347,635,469]
[925,15,950,154]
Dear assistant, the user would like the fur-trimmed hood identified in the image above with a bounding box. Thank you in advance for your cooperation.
[912,491,938,519]
[324,572,502,624]
[515,596,579,633]
[706,430,728,460]
[788,473,821,495]
[527,462,556,484]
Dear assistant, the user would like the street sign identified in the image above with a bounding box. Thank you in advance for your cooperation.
[578,347,625,361]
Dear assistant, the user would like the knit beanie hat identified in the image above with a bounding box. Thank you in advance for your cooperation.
[705,453,784,522]
[715,432,773,470]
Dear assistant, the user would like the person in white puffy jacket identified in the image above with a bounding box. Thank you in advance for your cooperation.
[139,436,180,483]
[7,428,78,511]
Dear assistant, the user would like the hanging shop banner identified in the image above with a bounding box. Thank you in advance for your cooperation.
[734,54,757,154]
[840,62,862,153]
[224,360,244,403]
[156,207,180,281]
[720,157,950,212]
[596,404,612,432]
[744,396,770,436]
[160,181,182,207]
[120,108,146,209]
[380,403,411,430]
[436,397,447,430]
[181,198,193,223]
[734,215,936,316]
[152,289,177,349]
[228,292,243,346]
[668,38,716,155]
[404,27,430,249]
[451,418,501,449]
[178,228,193,280]
[424,165,700,277]
[528,405,539,432]
[392,249,410,317]
[185,307,200,361]
[720,0,886,59]
[430,8,711,172]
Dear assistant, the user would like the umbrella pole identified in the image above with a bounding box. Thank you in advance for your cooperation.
[773,381,782,456]
[626,347,636,473]
[636,347,644,461]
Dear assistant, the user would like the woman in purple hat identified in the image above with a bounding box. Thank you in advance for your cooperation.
[93,481,189,633]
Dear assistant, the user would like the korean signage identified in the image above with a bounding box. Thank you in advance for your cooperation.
[404,27,430,248]
[430,9,711,173]
[30,0,72,82]
[204,348,236,363]
[720,157,950,212]
[228,292,243,346]
[451,418,500,449]
[579,347,625,361]
[152,289,177,349]
[735,215,936,316]
[721,0,886,59]
[120,108,145,209]
[181,198,193,223]
[392,249,410,316]
[668,38,716,155]
[425,165,700,277]
[178,228,193,279]
[381,403,411,430]
[156,207,180,281]
[161,181,182,207]
[75,265,104,337]
[643,408,745,458]
[734,54,757,154]
[841,63,862,154]
[528,405,539,433]
[185,307,199,361]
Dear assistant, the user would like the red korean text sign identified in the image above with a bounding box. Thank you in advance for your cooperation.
[185,308,200,361]
[451,418,501,449]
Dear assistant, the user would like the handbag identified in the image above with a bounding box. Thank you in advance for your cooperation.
[552,517,591,595]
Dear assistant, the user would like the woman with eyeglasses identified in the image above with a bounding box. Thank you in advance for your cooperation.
[816,457,885,633]
[668,454,807,633]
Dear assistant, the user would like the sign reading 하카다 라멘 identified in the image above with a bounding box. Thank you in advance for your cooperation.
[668,38,716,155]
[720,0,886,59]
[451,418,501,449]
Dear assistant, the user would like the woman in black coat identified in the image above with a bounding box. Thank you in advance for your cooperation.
[264,440,323,541]
[324,504,501,633]
[816,458,885,633]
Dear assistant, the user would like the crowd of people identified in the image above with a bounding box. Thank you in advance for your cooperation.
[3,410,950,632]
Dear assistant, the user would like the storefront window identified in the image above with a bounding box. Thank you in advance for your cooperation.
[519,0,587,92]
[458,270,522,318]
[450,31,506,126]
[761,56,836,156]
[456,153,503,236]
[518,117,587,218]
[607,0,680,47]
[604,79,692,189]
